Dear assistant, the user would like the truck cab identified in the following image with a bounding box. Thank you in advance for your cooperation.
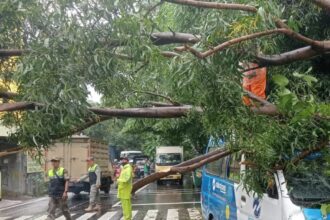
[201,138,330,220]
[155,146,183,185]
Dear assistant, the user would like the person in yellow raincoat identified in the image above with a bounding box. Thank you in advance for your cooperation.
[117,157,133,220]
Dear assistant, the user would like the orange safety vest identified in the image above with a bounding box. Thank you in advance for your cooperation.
[242,63,267,106]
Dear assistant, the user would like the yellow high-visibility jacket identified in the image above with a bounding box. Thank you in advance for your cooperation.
[117,164,133,199]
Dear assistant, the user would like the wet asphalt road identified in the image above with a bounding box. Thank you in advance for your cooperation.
[0,175,202,220]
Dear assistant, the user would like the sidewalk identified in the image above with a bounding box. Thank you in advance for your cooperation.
[0,196,47,210]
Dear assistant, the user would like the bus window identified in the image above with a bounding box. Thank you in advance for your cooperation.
[205,147,227,177]
[228,153,241,183]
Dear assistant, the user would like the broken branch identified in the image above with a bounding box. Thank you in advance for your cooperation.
[150,32,201,45]
[132,148,233,192]
[312,0,330,12]
[256,46,329,66]
[164,0,257,12]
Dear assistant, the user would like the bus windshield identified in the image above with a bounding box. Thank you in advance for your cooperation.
[286,159,330,207]
[156,153,182,166]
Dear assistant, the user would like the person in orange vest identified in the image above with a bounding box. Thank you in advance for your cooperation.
[240,61,267,106]
[46,157,71,220]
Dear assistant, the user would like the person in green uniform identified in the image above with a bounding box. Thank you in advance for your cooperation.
[117,157,133,220]
[46,157,71,220]
[78,157,101,212]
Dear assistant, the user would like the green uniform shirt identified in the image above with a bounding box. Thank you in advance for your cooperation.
[117,164,133,199]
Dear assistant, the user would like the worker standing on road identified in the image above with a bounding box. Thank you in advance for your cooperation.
[46,157,71,220]
[78,157,101,212]
[117,157,133,220]
[143,159,150,177]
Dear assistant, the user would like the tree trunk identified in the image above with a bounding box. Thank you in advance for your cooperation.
[132,148,233,193]
[150,32,200,45]
[89,106,202,118]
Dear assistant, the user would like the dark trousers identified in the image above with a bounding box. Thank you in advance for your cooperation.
[47,197,71,220]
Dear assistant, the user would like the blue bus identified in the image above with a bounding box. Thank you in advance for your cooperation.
[201,138,330,220]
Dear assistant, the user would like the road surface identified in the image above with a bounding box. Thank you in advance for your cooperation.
[0,178,202,220]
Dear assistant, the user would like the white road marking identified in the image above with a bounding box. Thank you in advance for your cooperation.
[132,201,200,206]
[166,209,179,220]
[55,214,75,220]
[98,211,118,220]
[13,216,32,220]
[0,217,9,220]
[113,184,150,207]
[143,210,158,220]
[120,210,137,220]
[34,215,47,220]
[75,212,96,220]
[187,208,202,220]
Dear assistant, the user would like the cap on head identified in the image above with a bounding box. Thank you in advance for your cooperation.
[120,157,128,161]
[50,157,60,162]
[86,156,95,162]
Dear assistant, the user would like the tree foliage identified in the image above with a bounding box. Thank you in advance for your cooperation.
[0,0,329,197]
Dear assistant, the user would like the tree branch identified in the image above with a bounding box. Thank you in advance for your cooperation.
[0,91,18,100]
[275,19,330,50]
[145,1,165,17]
[0,102,43,112]
[144,101,177,107]
[161,51,181,58]
[164,0,257,12]
[291,140,329,166]
[132,90,181,106]
[0,49,26,57]
[184,29,288,59]
[312,0,330,12]
[132,148,234,192]
[89,105,201,118]
[184,27,330,59]
[244,89,273,106]
[150,32,201,45]
[256,46,329,66]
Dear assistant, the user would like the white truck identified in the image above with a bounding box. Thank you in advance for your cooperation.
[155,146,184,185]
[120,150,143,163]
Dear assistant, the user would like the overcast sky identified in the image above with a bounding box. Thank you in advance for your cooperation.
[87,85,102,103]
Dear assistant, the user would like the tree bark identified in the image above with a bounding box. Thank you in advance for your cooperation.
[89,105,202,118]
[151,32,200,45]
[0,91,18,99]
[291,140,329,166]
[184,28,329,59]
[132,148,233,193]
[185,29,287,59]
[312,0,330,12]
[0,49,26,57]
[0,102,43,112]
[256,46,329,66]
[161,51,181,57]
[164,0,257,12]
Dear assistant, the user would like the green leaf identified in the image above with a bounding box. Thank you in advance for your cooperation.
[273,74,289,87]
[302,75,318,87]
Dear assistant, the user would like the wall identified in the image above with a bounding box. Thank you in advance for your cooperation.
[0,152,26,196]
